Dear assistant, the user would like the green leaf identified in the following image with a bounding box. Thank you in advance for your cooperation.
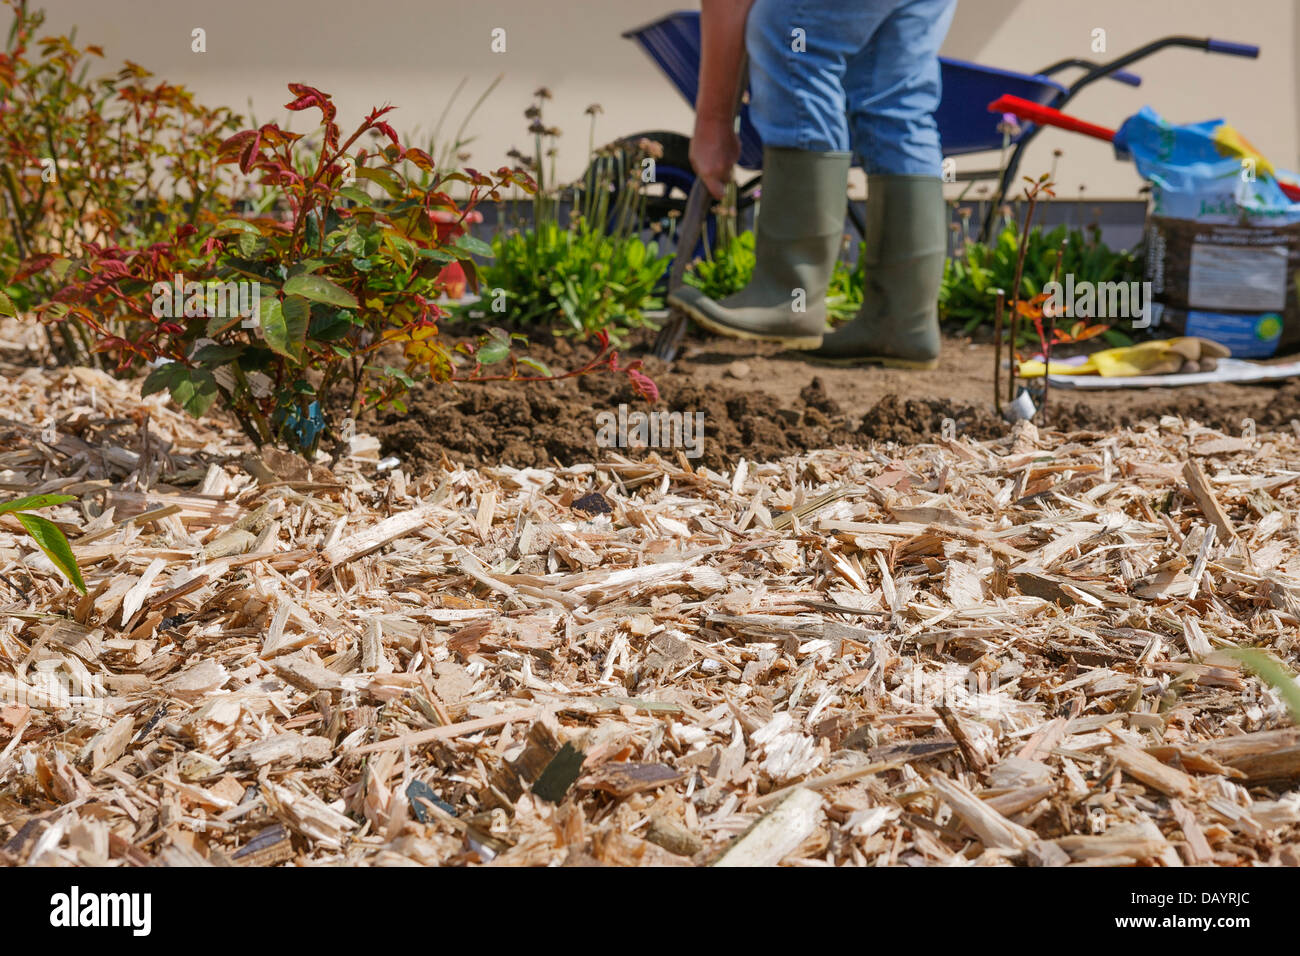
[0,290,14,318]
[517,356,551,377]
[282,274,358,309]
[216,218,263,236]
[287,259,328,277]
[1225,649,1300,724]
[192,343,246,365]
[476,337,510,365]
[0,493,76,517]
[15,512,86,593]
[167,367,221,418]
[355,166,404,198]
[453,233,493,258]
[238,231,267,258]
[50,257,75,282]
[141,362,179,398]
[338,186,375,206]
[262,296,310,361]
[308,309,353,342]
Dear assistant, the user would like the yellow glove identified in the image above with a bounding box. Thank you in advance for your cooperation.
[1018,338,1229,378]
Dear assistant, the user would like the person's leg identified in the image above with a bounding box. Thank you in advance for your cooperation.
[668,0,882,347]
[809,0,956,368]
[845,0,954,176]
[745,0,887,153]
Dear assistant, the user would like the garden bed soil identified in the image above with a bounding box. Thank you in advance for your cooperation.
[374,327,1300,472]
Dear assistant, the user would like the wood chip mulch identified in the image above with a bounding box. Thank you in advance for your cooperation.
[4,359,1300,867]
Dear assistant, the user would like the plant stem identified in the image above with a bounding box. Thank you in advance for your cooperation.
[993,289,1004,416]
[1007,189,1040,403]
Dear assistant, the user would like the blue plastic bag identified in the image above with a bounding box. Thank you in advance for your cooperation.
[1115,107,1300,356]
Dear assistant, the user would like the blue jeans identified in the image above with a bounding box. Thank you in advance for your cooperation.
[745,0,957,175]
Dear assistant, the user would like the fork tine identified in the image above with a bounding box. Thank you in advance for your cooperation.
[652,310,689,362]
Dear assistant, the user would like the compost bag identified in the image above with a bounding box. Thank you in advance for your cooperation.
[1116,106,1300,357]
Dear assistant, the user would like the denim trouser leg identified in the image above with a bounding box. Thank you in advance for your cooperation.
[746,0,957,174]
[845,0,956,175]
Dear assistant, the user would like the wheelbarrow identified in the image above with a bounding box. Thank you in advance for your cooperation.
[620,11,1261,242]
[624,11,1261,359]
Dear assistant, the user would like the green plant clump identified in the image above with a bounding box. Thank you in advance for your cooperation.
[475,92,669,340]
[940,221,1142,339]
[484,216,668,337]
[684,229,754,301]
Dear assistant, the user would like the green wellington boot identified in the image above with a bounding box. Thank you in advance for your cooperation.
[806,174,947,369]
[668,147,851,349]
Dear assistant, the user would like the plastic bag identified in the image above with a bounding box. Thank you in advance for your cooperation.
[1115,107,1300,357]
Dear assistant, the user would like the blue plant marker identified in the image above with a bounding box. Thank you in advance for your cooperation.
[406,780,456,822]
[278,400,326,453]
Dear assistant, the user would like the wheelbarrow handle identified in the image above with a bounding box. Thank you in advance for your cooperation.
[1107,69,1144,87]
[1036,57,1142,87]
[988,94,1116,143]
[1205,39,1260,58]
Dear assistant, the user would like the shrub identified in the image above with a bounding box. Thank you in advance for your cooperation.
[0,0,242,356]
[41,83,531,455]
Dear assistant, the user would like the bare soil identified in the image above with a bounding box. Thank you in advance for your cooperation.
[374,326,1300,472]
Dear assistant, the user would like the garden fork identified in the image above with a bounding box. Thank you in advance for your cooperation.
[651,56,748,363]
[651,177,710,362]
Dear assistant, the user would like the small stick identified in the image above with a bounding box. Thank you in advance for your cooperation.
[1007,298,1019,405]
[1005,179,1049,405]
[993,289,1005,416]
[1042,302,1054,425]
[1043,237,1067,425]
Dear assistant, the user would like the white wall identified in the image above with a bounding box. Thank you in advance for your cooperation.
[24,0,1300,199]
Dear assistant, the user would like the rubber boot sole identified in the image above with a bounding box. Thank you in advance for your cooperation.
[801,352,940,370]
[672,297,824,350]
